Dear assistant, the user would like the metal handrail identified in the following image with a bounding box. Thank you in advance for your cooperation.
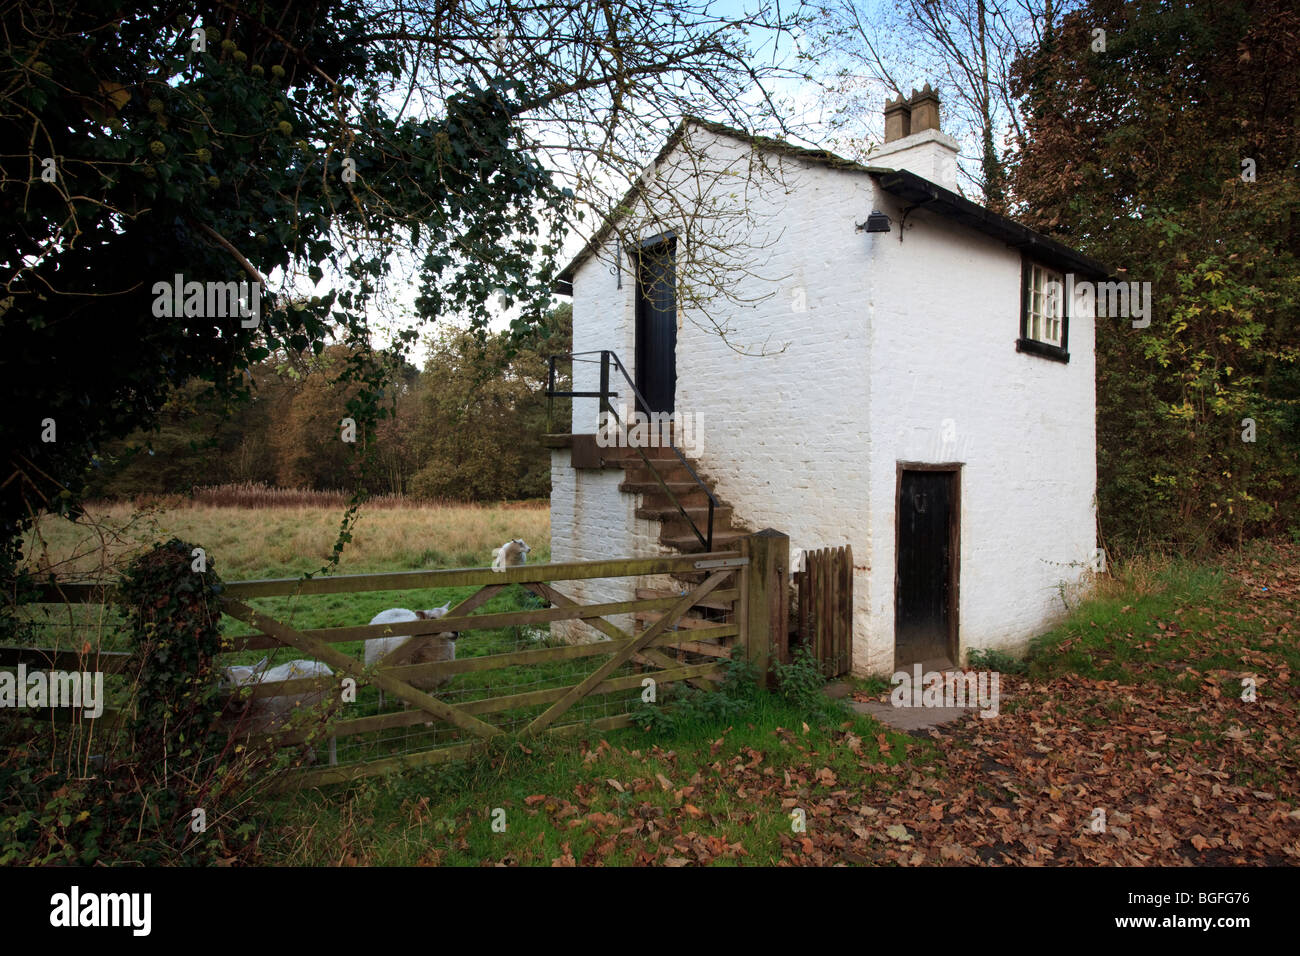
[546,350,716,551]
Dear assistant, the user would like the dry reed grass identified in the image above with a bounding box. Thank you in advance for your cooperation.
[136,481,547,511]
[23,498,550,580]
[1090,551,1178,600]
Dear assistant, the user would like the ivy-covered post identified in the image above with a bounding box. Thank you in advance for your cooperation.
[121,538,227,766]
[120,538,230,858]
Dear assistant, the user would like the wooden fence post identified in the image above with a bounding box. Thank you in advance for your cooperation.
[741,529,789,687]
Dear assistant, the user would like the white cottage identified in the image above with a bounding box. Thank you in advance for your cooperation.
[545,89,1107,676]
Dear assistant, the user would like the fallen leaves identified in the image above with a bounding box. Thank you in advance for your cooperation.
[456,544,1300,868]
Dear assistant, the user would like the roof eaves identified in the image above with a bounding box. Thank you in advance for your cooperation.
[870,169,1111,279]
[551,119,1110,294]
[551,117,868,294]
[552,119,697,294]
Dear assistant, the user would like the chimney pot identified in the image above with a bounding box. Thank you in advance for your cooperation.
[883,93,911,143]
[908,84,941,133]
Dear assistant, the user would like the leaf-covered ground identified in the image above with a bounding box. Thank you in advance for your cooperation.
[794,541,1300,865]
[265,541,1300,866]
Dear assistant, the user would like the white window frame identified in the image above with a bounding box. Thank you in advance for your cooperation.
[1025,262,1064,348]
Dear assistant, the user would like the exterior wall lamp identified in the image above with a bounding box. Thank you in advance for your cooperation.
[859,210,892,233]
[856,205,918,243]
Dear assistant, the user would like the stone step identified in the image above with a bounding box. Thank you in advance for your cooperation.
[604,433,746,565]
[660,527,749,554]
[600,444,681,464]
[619,480,713,508]
[621,462,702,486]
[658,515,746,542]
[635,502,732,525]
[659,521,742,551]
[850,699,974,735]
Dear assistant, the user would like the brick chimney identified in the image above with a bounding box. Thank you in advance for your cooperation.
[868,82,960,190]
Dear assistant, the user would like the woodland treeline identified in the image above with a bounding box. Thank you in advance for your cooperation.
[1005,0,1300,557]
[807,0,1300,557]
[88,304,572,503]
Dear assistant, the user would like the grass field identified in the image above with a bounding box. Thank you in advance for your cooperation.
[22,498,551,580]
[249,538,1300,866]
[255,692,922,866]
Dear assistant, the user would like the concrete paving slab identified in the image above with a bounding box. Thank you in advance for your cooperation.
[850,699,974,734]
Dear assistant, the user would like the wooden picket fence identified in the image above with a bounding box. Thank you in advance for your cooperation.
[794,545,853,677]
[3,531,791,788]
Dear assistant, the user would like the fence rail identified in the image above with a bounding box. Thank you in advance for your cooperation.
[29,553,737,604]
[5,537,794,789]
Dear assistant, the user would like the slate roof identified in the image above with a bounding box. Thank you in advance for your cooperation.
[553,116,1109,294]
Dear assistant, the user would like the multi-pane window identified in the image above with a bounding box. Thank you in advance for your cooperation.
[1025,262,1064,347]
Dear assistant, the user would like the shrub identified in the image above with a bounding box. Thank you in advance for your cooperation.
[0,539,276,864]
[630,652,763,734]
[632,646,849,734]
[772,645,838,713]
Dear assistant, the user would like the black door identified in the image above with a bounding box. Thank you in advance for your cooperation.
[635,237,676,415]
[895,469,958,668]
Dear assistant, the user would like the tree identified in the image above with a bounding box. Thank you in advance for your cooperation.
[410,304,571,501]
[371,355,424,496]
[1007,0,1300,553]
[0,0,804,596]
[813,0,1071,206]
[271,346,374,490]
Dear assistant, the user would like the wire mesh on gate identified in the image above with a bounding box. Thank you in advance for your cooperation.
[11,563,739,776]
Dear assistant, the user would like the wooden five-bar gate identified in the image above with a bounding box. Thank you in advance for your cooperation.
[3,532,790,789]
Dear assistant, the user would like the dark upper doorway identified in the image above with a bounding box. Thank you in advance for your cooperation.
[634,236,677,416]
[895,466,960,669]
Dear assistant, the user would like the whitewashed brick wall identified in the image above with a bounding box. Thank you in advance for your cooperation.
[551,124,1097,671]
[548,451,666,642]
[862,193,1098,674]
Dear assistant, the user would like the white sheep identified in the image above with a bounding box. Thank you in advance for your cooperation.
[365,604,458,710]
[491,538,530,572]
[222,658,338,766]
